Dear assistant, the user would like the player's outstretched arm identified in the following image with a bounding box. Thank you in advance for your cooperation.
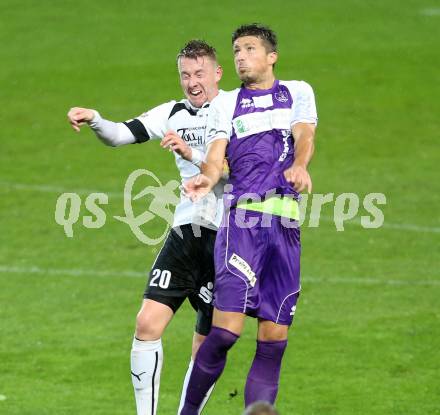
[67,107,94,132]
[67,107,136,147]
[284,122,316,193]
[184,138,228,201]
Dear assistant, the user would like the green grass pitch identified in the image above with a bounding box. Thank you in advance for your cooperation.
[0,0,439,414]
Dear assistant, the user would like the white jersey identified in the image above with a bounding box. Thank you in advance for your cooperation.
[89,96,225,229]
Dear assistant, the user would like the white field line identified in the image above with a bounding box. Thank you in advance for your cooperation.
[1,181,440,234]
[0,265,439,287]
[315,216,440,234]
[0,181,126,198]
[420,8,440,16]
[0,265,143,278]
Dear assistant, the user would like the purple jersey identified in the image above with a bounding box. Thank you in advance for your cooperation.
[207,80,317,324]
[206,80,317,205]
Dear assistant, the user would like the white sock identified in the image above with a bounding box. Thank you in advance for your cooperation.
[131,337,163,415]
[178,358,215,414]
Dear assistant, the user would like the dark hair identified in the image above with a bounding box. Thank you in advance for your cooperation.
[177,39,217,63]
[243,401,279,415]
[232,23,277,52]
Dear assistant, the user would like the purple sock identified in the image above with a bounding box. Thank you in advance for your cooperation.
[244,339,288,406]
[180,326,239,415]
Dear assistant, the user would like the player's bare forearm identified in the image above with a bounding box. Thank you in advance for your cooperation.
[284,123,316,193]
[200,138,228,189]
[292,122,316,168]
[183,139,228,201]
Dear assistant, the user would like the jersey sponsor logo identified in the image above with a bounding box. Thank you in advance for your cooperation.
[232,108,292,139]
[275,90,289,103]
[279,130,291,162]
[229,253,257,287]
[198,282,214,304]
[252,94,273,108]
[177,127,205,147]
[235,119,249,135]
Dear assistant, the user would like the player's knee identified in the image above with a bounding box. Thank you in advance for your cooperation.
[135,312,164,340]
[258,331,287,342]
[191,334,206,359]
[258,321,288,342]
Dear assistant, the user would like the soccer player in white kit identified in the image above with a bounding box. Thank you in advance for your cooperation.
[67,40,224,415]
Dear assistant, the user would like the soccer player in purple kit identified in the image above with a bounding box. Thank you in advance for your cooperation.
[180,24,318,413]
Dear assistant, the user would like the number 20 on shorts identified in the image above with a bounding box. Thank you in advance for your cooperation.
[150,269,172,289]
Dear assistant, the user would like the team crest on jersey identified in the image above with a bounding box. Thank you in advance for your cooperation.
[275,90,289,103]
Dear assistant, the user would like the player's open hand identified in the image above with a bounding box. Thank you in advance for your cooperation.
[161,130,192,160]
[183,174,213,202]
[284,165,312,193]
[67,107,95,132]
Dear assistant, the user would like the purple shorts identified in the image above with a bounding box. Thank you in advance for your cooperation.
[213,208,301,326]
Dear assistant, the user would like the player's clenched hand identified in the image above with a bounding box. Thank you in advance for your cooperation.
[161,130,192,160]
[183,174,213,202]
[67,107,95,132]
[284,165,312,193]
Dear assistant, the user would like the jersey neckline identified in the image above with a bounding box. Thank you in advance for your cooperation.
[240,79,280,96]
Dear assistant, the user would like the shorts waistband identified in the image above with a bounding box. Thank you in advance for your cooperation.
[236,196,299,220]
